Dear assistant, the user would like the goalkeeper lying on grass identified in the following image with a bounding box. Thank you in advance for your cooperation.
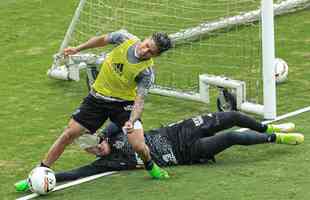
[16,111,303,190]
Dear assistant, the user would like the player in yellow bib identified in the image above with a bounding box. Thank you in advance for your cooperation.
[30,30,172,180]
[93,38,153,100]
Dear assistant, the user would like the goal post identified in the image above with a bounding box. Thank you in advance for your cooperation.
[48,0,310,119]
[261,0,276,119]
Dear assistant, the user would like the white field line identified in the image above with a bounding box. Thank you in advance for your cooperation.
[16,171,117,200]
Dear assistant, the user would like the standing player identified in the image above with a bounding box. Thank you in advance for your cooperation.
[16,111,303,190]
[20,29,172,190]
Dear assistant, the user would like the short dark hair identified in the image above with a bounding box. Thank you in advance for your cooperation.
[152,32,172,54]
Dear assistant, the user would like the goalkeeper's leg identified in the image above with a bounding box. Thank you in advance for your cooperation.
[199,111,295,138]
[191,130,303,161]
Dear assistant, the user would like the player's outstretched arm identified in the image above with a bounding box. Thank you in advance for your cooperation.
[55,163,109,183]
[64,34,110,56]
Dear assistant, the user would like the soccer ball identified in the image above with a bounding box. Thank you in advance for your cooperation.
[274,58,288,84]
[28,167,56,195]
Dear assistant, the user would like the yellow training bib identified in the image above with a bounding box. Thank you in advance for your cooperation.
[93,39,154,101]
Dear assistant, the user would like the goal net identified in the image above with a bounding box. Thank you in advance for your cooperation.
[48,0,310,119]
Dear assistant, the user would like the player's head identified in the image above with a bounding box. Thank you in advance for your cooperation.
[137,32,172,60]
[152,32,172,54]
[97,139,111,156]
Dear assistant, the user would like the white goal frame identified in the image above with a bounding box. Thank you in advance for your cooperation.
[47,0,310,119]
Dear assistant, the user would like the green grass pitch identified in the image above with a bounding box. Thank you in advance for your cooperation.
[1,0,310,199]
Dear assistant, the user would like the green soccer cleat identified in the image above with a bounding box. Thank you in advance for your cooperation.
[275,133,304,145]
[266,123,295,134]
[14,179,30,192]
[148,163,169,179]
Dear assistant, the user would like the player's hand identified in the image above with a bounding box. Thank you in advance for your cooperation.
[123,121,134,134]
[85,139,111,156]
[63,47,79,57]
[85,146,101,156]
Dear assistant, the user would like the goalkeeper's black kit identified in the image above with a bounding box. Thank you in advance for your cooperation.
[56,111,274,182]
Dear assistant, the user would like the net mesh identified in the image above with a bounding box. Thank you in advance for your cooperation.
[64,0,310,114]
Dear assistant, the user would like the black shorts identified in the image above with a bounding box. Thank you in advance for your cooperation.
[72,93,134,133]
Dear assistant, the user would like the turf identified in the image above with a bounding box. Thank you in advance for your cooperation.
[1,0,310,199]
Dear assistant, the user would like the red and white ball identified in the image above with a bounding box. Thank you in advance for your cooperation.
[274,58,288,84]
[28,167,56,195]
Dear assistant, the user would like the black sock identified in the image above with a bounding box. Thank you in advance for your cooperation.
[145,160,154,171]
[268,133,276,143]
